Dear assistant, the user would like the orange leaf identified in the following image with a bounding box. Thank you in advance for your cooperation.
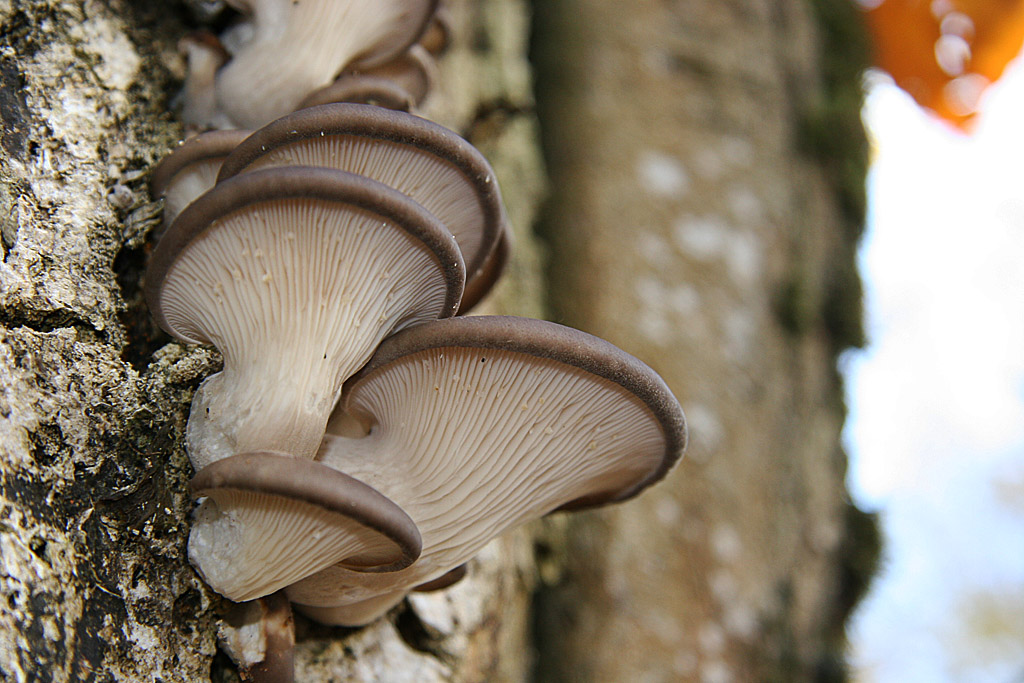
[864,0,1024,130]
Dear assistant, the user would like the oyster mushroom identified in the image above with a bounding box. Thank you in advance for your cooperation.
[285,316,686,624]
[213,0,440,127]
[145,166,464,468]
[217,103,509,311]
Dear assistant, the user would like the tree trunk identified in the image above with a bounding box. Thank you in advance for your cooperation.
[0,0,875,681]
[530,0,876,681]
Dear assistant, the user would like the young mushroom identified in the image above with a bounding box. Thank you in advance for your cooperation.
[212,0,440,127]
[189,452,421,601]
[149,129,250,237]
[298,46,438,113]
[145,166,465,469]
[216,103,509,312]
[280,315,687,625]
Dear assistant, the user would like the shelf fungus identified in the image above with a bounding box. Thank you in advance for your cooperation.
[189,316,686,625]
[145,166,464,469]
[216,103,509,312]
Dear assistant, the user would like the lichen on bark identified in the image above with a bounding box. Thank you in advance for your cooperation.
[1,1,545,681]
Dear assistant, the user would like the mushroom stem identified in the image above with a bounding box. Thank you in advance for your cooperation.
[218,590,295,683]
[186,351,345,468]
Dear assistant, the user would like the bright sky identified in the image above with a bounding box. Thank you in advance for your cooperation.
[846,59,1024,682]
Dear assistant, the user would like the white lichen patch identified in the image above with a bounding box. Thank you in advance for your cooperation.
[710,524,742,563]
[70,15,141,94]
[632,273,704,348]
[697,621,726,654]
[671,213,763,288]
[636,150,690,198]
[722,307,757,363]
[727,186,762,225]
[701,659,734,683]
[685,403,724,458]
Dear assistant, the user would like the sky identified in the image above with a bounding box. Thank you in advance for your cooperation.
[846,59,1024,682]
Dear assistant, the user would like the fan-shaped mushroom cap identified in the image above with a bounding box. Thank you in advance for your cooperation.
[190,452,422,602]
[215,0,439,127]
[284,316,686,624]
[216,104,508,312]
[150,129,250,235]
[299,45,437,111]
[145,166,464,468]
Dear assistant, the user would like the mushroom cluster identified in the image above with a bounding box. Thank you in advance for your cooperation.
[146,0,686,674]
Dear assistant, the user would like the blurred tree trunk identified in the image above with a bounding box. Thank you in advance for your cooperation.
[530,0,876,681]
[0,0,874,681]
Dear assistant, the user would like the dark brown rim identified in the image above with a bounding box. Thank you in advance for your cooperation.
[192,452,423,573]
[345,0,440,70]
[215,103,508,283]
[150,129,251,198]
[298,76,416,112]
[345,316,687,509]
[413,563,468,592]
[145,166,466,340]
[458,227,510,314]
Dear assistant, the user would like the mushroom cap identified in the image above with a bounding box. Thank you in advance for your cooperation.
[346,315,686,508]
[150,129,250,232]
[147,165,464,342]
[300,45,437,111]
[413,563,467,592]
[298,76,417,113]
[190,452,422,602]
[216,104,508,309]
[145,166,464,465]
[458,225,510,313]
[214,0,440,127]
[285,316,685,622]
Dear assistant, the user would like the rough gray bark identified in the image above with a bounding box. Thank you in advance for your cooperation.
[1,1,545,681]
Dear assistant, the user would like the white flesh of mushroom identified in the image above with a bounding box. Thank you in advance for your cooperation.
[285,346,669,622]
[159,199,452,469]
[216,0,434,127]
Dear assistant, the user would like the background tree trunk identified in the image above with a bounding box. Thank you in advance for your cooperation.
[0,0,874,681]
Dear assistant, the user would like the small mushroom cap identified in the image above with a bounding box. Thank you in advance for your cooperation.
[298,76,417,112]
[413,563,467,593]
[146,166,464,465]
[458,225,510,313]
[285,316,685,622]
[149,129,250,233]
[176,31,232,130]
[218,591,295,683]
[292,590,409,627]
[216,104,508,306]
[300,45,437,111]
[214,0,440,127]
[416,7,453,56]
[190,452,422,602]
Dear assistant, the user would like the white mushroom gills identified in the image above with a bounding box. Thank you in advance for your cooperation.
[216,0,437,127]
[158,198,452,468]
[280,317,684,623]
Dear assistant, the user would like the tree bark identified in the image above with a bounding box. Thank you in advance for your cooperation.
[0,1,545,681]
[0,0,875,681]
[530,0,875,681]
